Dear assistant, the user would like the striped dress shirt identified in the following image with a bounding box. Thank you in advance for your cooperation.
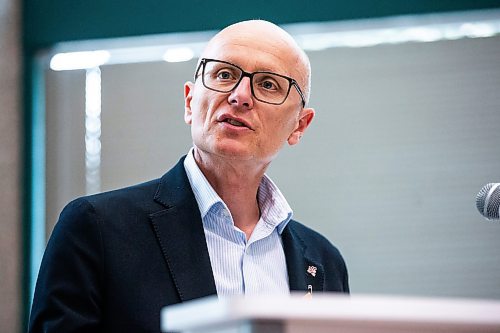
[184,148,293,296]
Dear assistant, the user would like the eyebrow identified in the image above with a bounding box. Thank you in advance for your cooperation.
[220,58,290,76]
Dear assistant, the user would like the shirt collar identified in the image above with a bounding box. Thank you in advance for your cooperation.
[183,148,293,234]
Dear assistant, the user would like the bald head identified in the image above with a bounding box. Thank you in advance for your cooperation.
[200,20,312,104]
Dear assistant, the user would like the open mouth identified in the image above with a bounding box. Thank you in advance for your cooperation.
[225,118,246,127]
[217,114,253,130]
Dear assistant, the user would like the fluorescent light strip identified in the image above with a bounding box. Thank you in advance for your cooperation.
[47,10,500,69]
[85,67,102,195]
[50,50,110,71]
[295,20,500,50]
[163,47,195,62]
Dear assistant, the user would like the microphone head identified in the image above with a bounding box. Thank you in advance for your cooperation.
[476,183,500,220]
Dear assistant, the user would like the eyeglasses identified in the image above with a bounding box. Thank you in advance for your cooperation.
[194,58,306,107]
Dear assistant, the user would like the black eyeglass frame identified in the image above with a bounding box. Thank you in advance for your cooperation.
[194,58,306,107]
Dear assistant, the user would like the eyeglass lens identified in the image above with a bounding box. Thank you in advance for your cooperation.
[202,60,291,105]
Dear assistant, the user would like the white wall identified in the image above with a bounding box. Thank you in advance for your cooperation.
[271,36,500,297]
[45,35,500,299]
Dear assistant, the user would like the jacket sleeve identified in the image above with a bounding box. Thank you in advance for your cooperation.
[322,237,350,293]
[28,198,105,333]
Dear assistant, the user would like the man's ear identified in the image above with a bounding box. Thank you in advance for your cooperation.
[184,81,194,125]
[287,107,315,146]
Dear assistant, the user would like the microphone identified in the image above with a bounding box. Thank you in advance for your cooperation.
[476,183,500,220]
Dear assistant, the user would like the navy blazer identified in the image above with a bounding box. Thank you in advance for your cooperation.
[29,157,349,333]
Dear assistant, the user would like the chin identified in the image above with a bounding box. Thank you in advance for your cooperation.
[215,143,255,160]
[195,137,275,163]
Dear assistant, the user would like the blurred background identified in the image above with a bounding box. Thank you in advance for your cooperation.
[2,1,500,332]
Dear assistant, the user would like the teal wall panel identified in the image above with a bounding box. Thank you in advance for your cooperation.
[23,0,500,50]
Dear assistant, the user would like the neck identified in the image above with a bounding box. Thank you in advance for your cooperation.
[193,147,269,239]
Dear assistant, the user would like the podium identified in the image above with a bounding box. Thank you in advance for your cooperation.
[161,294,500,333]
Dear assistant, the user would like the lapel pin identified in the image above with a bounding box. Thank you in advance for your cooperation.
[307,265,317,277]
[304,285,313,299]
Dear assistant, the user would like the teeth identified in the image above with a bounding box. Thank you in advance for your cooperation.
[226,119,245,127]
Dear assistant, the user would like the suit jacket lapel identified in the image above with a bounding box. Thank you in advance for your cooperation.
[282,222,324,294]
[149,157,217,301]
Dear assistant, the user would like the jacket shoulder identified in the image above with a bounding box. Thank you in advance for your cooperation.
[84,178,161,208]
[286,219,342,255]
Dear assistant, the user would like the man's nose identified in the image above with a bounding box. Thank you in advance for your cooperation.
[228,76,254,109]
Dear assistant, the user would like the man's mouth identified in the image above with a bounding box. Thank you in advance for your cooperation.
[225,118,246,127]
[217,114,253,130]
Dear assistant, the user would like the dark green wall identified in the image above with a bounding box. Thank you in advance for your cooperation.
[23,0,500,51]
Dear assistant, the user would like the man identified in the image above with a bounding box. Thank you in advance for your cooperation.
[29,20,349,333]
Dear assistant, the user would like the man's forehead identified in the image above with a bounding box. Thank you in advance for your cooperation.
[199,20,311,99]
[202,31,302,75]
[208,43,290,68]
